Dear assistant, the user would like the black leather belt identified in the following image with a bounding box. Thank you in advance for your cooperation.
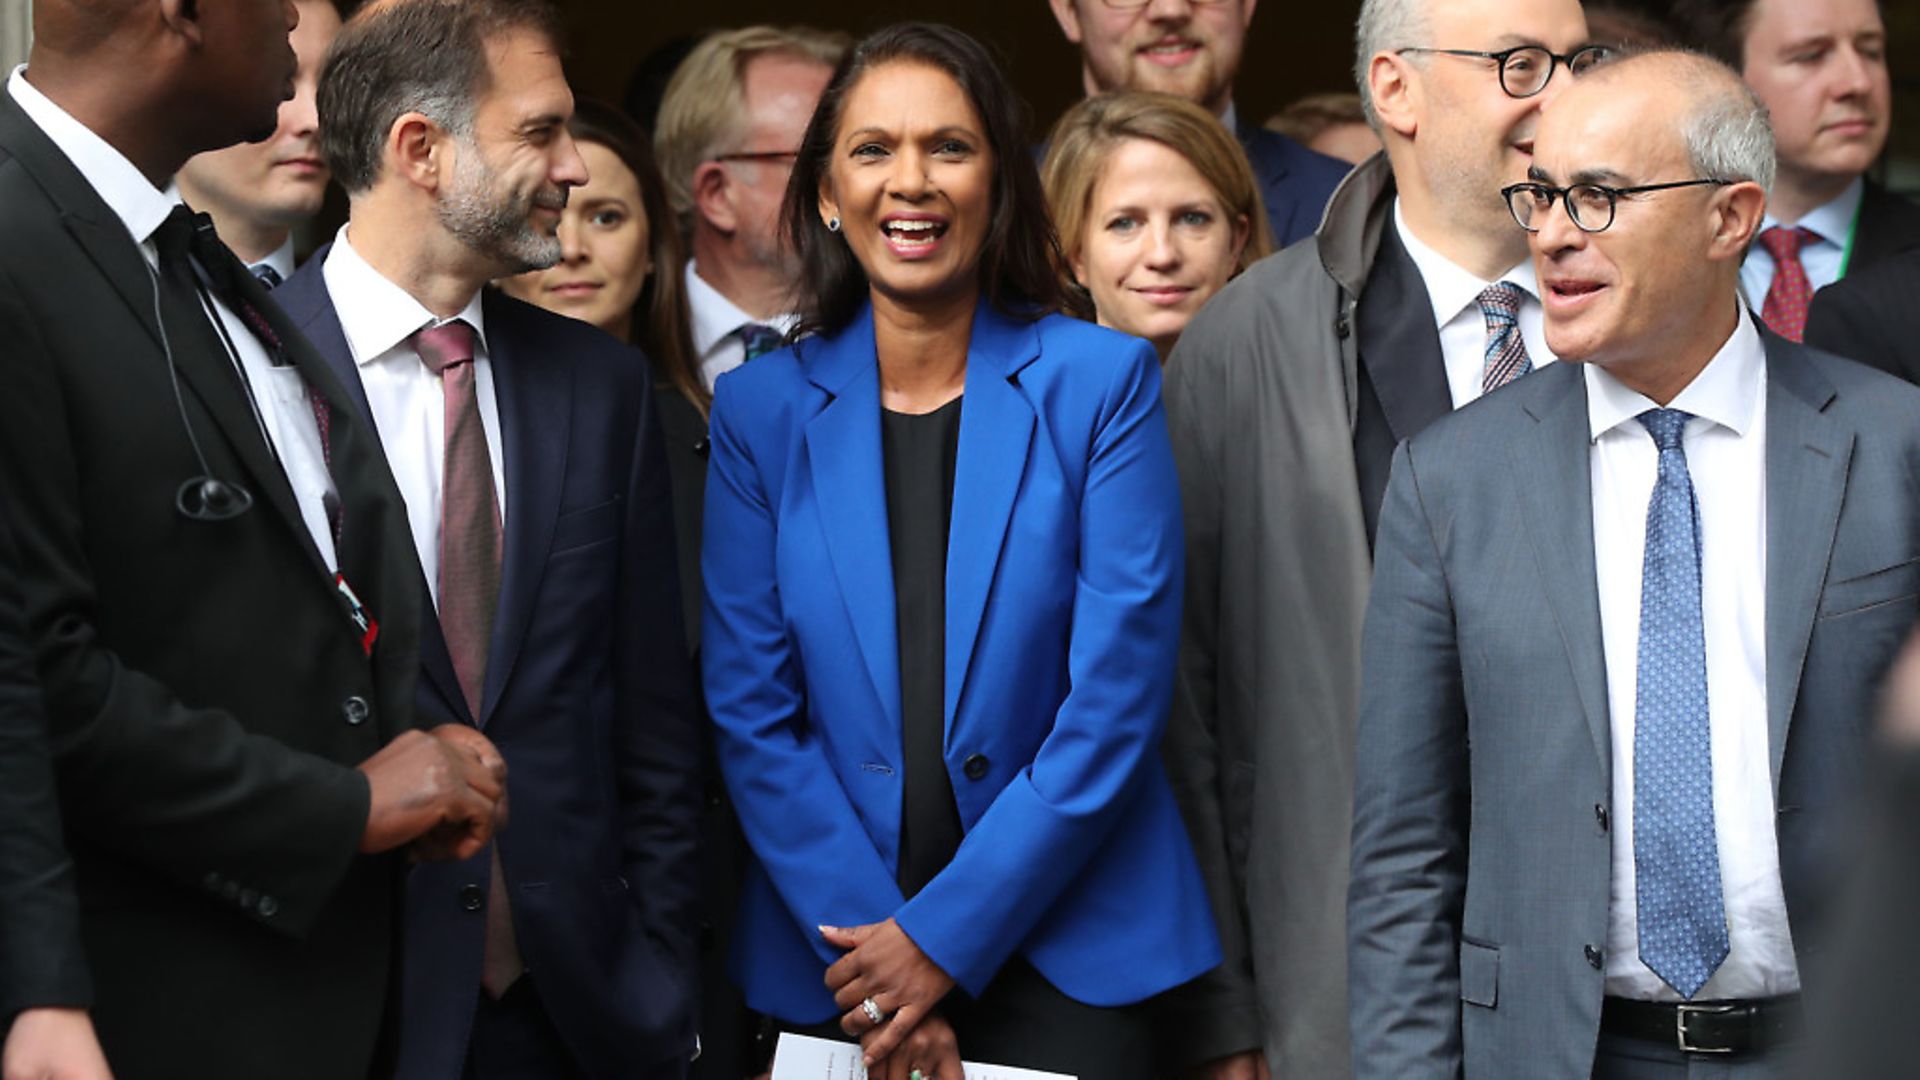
[1601,995,1802,1056]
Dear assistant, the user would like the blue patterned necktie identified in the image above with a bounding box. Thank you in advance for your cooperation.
[739,322,784,362]
[1477,281,1533,393]
[1632,407,1728,1000]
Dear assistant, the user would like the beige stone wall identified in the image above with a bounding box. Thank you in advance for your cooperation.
[0,0,28,73]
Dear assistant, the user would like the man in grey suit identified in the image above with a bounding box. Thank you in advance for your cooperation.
[1159,0,1592,1074]
[1348,50,1920,1077]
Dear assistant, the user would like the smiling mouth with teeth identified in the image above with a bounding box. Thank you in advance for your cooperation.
[884,220,948,246]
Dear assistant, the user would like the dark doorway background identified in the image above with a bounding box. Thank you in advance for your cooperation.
[551,0,1915,193]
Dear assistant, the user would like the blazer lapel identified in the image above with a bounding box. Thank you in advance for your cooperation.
[944,307,1037,726]
[1512,364,1612,780]
[277,261,470,721]
[803,306,903,740]
[1357,220,1452,444]
[1761,334,1850,792]
[479,291,570,724]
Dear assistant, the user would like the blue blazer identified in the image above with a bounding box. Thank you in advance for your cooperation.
[273,258,705,1079]
[701,302,1221,1023]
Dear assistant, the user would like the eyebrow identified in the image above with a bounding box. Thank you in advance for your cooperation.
[1526,164,1632,186]
[842,125,985,145]
[518,113,567,133]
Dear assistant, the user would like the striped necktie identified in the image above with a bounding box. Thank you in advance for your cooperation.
[1477,281,1533,393]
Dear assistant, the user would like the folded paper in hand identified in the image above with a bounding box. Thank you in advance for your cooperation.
[770,1033,1076,1080]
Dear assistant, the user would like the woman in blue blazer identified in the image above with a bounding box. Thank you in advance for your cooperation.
[701,23,1219,1080]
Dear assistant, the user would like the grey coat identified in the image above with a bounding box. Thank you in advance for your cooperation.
[1160,154,1411,1077]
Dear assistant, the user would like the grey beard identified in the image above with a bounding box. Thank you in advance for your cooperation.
[438,152,563,274]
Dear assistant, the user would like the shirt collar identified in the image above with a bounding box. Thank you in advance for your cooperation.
[1759,175,1863,244]
[324,224,488,367]
[8,65,177,251]
[253,237,296,282]
[683,259,795,354]
[1392,197,1541,329]
[1220,100,1240,135]
[1585,304,1765,444]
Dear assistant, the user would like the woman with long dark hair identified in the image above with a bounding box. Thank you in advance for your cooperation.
[701,23,1219,1080]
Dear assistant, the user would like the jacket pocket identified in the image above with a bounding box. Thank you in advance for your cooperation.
[1459,938,1499,1008]
[551,495,621,554]
[1818,556,1920,620]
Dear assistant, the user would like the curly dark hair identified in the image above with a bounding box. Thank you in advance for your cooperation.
[779,22,1065,341]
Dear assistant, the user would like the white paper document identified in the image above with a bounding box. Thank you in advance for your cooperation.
[770,1033,1077,1080]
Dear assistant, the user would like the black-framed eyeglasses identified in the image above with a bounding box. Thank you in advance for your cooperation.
[713,150,800,166]
[1500,179,1735,234]
[1395,44,1610,98]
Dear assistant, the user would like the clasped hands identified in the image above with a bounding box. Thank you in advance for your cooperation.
[822,919,962,1080]
[357,724,507,861]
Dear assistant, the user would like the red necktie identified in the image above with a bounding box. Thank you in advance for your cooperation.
[1758,226,1819,342]
[411,320,522,997]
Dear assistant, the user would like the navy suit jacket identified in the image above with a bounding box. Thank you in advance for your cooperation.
[1237,121,1349,248]
[701,302,1220,1023]
[274,258,704,1079]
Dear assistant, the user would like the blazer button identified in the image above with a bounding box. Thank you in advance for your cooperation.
[459,883,485,912]
[1585,944,1603,969]
[962,754,990,781]
[342,695,371,726]
[1594,804,1609,832]
[257,895,280,919]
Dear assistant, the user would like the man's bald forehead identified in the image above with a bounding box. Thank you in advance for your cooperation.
[1576,48,1752,109]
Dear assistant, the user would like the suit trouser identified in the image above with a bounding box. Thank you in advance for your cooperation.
[462,976,589,1080]
[1591,1030,1785,1079]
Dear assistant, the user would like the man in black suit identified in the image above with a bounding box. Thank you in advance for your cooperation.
[273,1,704,1076]
[0,503,108,1080]
[0,0,510,1075]
[1678,0,1920,340]
[1046,0,1349,248]
[1805,247,1920,385]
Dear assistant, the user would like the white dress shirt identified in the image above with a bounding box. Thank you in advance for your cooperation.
[685,259,798,391]
[1393,200,1556,408]
[7,66,338,571]
[1739,177,1862,311]
[321,227,506,609]
[251,237,296,285]
[1589,311,1797,1001]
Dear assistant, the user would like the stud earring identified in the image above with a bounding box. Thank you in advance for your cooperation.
[827,216,841,233]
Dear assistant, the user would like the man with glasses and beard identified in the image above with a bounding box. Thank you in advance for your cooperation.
[274,1,704,1076]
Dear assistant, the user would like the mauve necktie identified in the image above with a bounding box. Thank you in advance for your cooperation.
[412,320,522,996]
[1632,408,1728,1000]
[1758,225,1819,342]
[1477,281,1534,393]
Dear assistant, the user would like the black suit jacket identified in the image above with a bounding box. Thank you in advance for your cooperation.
[1807,246,1920,386]
[0,504,89,1024]
[0,91,423,1077]
[273,260,704,1079]
[1846,180,1920,277]
[1235,121,1351,249]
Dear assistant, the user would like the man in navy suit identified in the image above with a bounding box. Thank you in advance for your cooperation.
[274,1,703,1076]
[1047,0,1349,247]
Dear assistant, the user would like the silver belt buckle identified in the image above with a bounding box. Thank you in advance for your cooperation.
[1675,1001,1741,1054]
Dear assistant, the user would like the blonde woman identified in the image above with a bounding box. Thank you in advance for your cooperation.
[1043,92,1274,361]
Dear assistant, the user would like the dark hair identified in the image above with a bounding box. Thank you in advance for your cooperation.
[781,22,1065,340]
[1672,0,1881,71]
[318,0,564,193]
[566,99,706,415]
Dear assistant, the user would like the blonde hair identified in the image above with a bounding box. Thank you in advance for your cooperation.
[1041,92,1274,317]
[652,25,849,228]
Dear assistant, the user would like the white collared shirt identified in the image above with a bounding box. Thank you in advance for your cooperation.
[1588,311,1796,1001]
[322,226,506,609]
[7,66,338,570]
[1393,198,1556,409]
[1739,177,1863,310]
[251,237,296,285]
[685,259,797,391]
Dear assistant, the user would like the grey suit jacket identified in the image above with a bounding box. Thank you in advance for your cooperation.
[1348,334,1920,1077]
